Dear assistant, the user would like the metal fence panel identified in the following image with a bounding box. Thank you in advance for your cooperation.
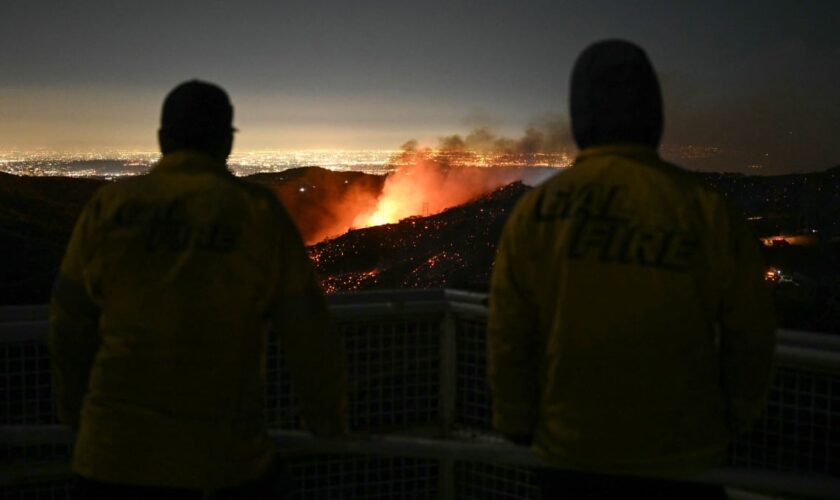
[0,480,72,500]
[455,462,539,500]
[450,312,840,478]
[730,368,840,475]
[288,455,438,499]
[2,292,840,499]
[455,319,492,430]
[1,341,56,426]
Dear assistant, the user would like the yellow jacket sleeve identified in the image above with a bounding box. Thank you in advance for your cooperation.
[717,203,776,434]
[48,195,102,427]
[269,201,348,436]
[487,211,540,437]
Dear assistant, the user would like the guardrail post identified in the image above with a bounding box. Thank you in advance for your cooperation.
[438,310,458,500]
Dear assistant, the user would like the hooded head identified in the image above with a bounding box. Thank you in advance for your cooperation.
[570,40,663,150]
[158,80,235,161]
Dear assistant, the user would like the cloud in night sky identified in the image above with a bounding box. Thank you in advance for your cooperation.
[0,1,838,173]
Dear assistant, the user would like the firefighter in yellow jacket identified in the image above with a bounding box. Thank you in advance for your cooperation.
[49,80,347,499]
[488,41,775,498]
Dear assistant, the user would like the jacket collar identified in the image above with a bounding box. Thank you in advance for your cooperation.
[575,143,660,164]
[151,150,230,175]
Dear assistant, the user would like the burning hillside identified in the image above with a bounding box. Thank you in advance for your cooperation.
[251,148,559,244]
[245,122,575,244]
[3,165,839,333]
[349,127,571,231]
[351,156,553,229]
[308,182,532,293]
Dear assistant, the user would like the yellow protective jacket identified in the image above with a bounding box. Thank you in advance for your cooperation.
[49,150,347,489]
[488,144,775,477]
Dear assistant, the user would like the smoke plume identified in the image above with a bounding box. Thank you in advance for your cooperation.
[351,130,564,229]
[273,121,570,244]
[436,115,573,156]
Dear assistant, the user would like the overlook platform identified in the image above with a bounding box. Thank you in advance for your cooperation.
[2,289,839,499]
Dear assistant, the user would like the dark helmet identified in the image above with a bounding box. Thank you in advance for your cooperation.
[570,40,663,149]
[159,80,235,158]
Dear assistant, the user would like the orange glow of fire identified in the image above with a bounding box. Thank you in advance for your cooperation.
[760,234,819,247]
[288,151,561,244]
[351,155,539,228]
[361,197,406,227]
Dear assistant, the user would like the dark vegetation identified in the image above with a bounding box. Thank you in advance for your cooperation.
[703,165,840,237]
[1,165,838,333]
[0,172,103,305]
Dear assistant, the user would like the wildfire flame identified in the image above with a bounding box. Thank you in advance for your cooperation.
[351,152,556,228]
[275,147,565,245]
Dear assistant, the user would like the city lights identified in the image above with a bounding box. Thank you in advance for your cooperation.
[0,149,573,179]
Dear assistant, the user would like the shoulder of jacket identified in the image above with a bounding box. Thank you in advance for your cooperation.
[88,176,143,208]
[234,179,300,232]
[509,182,542,220]
[214,175,282,211]
[100,171,168,195]
[654,158,706,187]
[651,158,728,203]
[506,171,569,228]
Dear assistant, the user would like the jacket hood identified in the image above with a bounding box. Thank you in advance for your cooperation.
[570,40,663,150]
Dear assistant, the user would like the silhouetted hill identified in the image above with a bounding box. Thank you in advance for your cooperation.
[700,166,840,237]
[0,168,383,303]
[0,172,104,304]
[1,167,838,333]
[824,165,840,175]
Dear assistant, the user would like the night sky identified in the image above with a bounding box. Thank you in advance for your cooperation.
[1,1,838,173]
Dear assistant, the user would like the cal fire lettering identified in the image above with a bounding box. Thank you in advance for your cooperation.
[534,185,622,221]
[114,199,240,253]
[535,184,698,271]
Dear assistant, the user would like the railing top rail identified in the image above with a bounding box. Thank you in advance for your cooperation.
[326,288,488,306]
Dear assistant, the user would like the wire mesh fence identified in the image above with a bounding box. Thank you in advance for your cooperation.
[265,314,443,432]
[1,340,56,426]
[289,455,439,499]
[0,479,72,500]
[452,314,840,477]
[454,318,492,430]
[454,462,539,500]
[342,316,442,431]
[729,367,840,475]
[2,292,839,499]
[0,456,440,500]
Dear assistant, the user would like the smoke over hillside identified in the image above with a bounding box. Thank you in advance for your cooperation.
[434,116,573,155]
[352,147,557,229]
[260,122,572,244]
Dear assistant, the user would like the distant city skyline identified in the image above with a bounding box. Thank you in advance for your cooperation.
[1,1,838,174]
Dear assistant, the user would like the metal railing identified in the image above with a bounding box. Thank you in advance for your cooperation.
[2,289,840,499]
